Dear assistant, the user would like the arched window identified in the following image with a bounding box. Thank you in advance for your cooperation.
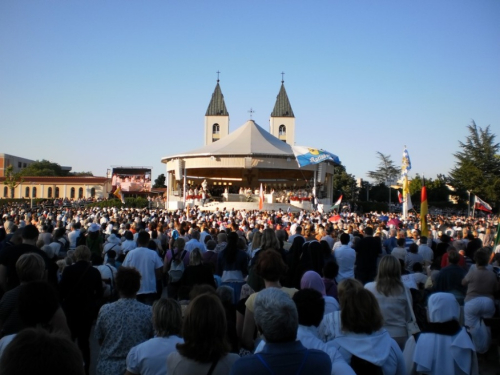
[48,187,53,198]
[78,188,83,199]
[3,187,7,197]
[212,123,220,142]
[55,187,60,198]
[32,187,37,198]
[70,187,75,199]
[25,187,30,197]
[278,124,286,141]
[90,188,96,197]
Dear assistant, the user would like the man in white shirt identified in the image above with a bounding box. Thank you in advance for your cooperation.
[67,222,81,250]
[122,231,163,305]
[321,226,335,249]
[417,236,434,265]
[391,238,408,263]
[184,230,205,253]
[334,233,356,282]
[288,226,304,243]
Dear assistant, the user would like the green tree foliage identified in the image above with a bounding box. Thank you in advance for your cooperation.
[332,165,358,202]
[2,165,24,198]
[20,160,68,176]
[450,122,500,205]
[409,174,452,207]
[366,152,399,185]
[70,171,93,176]
[153,174,167,188]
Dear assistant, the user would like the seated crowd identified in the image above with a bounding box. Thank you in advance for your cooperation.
[0,204,498,375]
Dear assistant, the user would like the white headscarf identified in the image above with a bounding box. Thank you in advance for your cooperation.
[413,293,478,375]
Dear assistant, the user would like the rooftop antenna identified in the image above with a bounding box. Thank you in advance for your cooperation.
[216,70,220,83]
[248,108,255,119]
[281,71,285,83]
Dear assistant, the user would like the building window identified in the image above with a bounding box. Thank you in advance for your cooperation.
[79,188,83,199]
[32,187,37,198]
[71,187,75,199]
[18,162,21,168]
[55,187,60,198]
[25,187,30,197]
[23,163,27,168]
[3,187,7,197]
[48,187,53,198]
[278,125,286,141]
[212,123,220,142]
[90,188,96,197]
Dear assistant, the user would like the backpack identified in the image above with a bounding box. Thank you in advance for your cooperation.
[168,249,187,284]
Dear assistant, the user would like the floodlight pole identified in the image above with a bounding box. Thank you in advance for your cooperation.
[467,190,471,218]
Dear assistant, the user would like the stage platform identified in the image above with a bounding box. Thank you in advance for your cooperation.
[167,199,305,213]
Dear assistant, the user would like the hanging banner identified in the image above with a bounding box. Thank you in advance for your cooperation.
[291,146,340,167]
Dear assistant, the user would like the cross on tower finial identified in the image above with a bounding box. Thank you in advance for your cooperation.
[216,70,220,82]
[248,108,255,119]
[281,71,285,83]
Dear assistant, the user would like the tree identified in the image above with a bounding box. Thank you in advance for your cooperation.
[70,171,93,176]
[21,160,69,176]
[366,152,400,185]
[450,121,500,206]
[332,165,358,202]
[3,165,24,198]
[153,174,167,188]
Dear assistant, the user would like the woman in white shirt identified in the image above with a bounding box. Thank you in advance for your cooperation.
[365,255,412,350]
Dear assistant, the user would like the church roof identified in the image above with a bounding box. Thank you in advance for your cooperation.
[205,82,229,116]
[271,83,294,117]
[162,120,294,160]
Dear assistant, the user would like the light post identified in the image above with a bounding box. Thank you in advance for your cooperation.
[30,182,35,209]
[386,179,394,212]
[467,190,471,218]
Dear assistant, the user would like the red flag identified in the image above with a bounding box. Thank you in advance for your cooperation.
[398,191,403,204]
[259,183,264,210]
[474,195,492,213]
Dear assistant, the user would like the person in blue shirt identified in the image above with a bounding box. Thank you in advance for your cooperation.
[230,288,332,375]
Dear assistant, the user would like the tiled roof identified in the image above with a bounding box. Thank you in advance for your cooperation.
[271,83,294,117]
[205,82,229,116]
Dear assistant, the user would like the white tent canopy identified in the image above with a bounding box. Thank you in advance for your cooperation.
[162,120,294,161]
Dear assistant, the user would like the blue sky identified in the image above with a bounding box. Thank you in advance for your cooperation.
[1,0,499,183]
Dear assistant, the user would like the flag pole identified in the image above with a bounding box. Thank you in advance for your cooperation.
[472,195,475,218]
[467,190,471,218]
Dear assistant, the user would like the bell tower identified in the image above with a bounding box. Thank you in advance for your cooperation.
[269,73,295,145]
[205,73,229,145]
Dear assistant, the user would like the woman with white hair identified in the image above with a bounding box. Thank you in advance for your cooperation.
[231,288,333,375]
[403,292,478,375]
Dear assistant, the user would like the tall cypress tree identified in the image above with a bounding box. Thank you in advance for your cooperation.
[450,121,500,207]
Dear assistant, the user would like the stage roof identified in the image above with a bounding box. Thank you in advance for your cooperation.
[162,120,294,161]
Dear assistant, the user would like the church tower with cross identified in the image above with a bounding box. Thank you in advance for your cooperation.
[204,73,229,146]
[269,73,295,145]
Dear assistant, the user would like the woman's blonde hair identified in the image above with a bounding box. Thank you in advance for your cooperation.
[375,255,404,296]
[251,231,262,251]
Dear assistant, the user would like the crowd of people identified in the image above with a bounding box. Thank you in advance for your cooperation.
[0,201,498,374]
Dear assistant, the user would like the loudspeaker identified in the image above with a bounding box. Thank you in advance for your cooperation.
[174,160,184,181]
[317,163,326,183]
